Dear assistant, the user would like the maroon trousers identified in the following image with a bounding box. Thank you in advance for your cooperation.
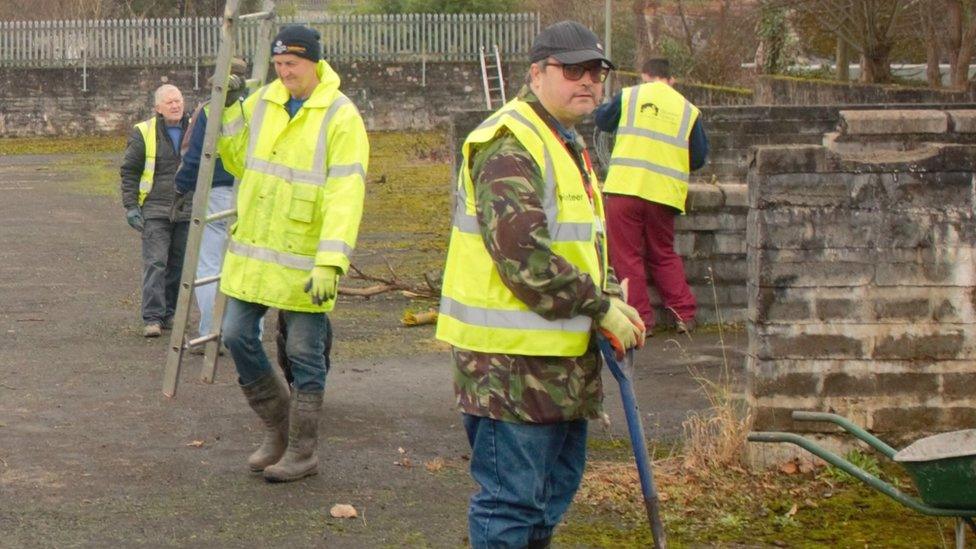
[604,194,696,328]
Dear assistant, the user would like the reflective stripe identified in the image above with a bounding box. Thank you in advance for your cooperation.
[626,85,640,128]
[246,157,325,185]
[452,109,592,242]
[222,116,245,136]
[676,100,693,142]
[454,208,480,234]
[440,296,592,333]
[138,180,152,192]
[227,239,314,271]
[609,157,689,181]
[313,95,352,170]
[246,87,270,160]
[327,163,366,180]
[143,160,156,171]
[317,239,353,255]
[616,126,686,147]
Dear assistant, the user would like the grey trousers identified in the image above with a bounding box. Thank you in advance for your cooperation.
[141,218,189,325]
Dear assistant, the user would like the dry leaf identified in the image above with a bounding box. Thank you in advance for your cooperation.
[185,440,205,448]
[778,460,798,475]
[786,503,798,517]
[330,504,358,519]
[425,458,445,472]
[395,457,414,468]
[397,447,406,454]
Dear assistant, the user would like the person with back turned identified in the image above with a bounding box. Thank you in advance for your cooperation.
[595,57,709,335]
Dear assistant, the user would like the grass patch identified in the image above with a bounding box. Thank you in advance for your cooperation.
[0,136,125,155]
[563,457,958,548]
[358,130,452,280]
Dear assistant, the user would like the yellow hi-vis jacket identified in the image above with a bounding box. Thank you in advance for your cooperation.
[436,99,608,357]
[134,117,157,206]
[603,81,700,213]
[216,60,368,312]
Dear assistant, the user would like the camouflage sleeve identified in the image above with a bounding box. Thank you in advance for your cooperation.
[470,130,609,320]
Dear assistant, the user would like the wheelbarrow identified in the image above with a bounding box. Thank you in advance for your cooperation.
[749,411,976,548]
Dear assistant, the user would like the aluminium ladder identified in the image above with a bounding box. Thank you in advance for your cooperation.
[162,0,277,398]
[479,44,507,109]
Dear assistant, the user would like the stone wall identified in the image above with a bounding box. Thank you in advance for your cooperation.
[755,75,975,106]
[0,61,518,137]
[747,111,976,445]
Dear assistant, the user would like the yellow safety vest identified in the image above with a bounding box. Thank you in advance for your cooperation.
[436,99,608,357]
[134,117,157,206]
[216,60,369,312]
[603,81,700,213]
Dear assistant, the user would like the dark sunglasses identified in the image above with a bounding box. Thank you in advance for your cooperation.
[544,61,610,83]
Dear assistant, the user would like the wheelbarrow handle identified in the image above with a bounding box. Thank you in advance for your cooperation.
[791,411,897,459]
[748,431,976,518]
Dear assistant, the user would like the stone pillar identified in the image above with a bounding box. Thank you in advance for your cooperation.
[746,135,976,455]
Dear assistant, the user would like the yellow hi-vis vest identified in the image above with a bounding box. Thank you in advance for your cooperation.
[216,60,369,312]
[134,117,157,206]
[603,81,700,213]
[436,99,608,357]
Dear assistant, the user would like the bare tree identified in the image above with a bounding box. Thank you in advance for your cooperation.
[792,0,921,83]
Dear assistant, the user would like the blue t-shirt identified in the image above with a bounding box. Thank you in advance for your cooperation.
[165,125,184,154]
[286,97,306,119]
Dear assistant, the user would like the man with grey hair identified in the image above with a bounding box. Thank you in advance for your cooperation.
[120,83,191,337]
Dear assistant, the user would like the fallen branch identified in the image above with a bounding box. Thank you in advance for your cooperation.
[337,262,440,299]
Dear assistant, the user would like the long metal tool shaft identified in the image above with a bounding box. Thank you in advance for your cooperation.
[598,337,667,548]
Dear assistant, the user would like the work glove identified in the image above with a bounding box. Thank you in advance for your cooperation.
[126,207,144,232]
[169,191,191,222]
[303,265,339,306]
[597,298,645,361]
[225,74,246,107]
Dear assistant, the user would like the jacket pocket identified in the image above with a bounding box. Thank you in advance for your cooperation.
[287,184,318,224]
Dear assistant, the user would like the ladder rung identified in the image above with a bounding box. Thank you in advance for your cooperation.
[240,11,274,20]
[206,208,237,223]
[187,333,220,348]
[194,274,221,287]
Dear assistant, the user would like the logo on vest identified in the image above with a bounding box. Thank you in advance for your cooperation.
[640,101,679,124]
[560,193,586,202]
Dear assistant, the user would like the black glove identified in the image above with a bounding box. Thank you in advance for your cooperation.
[170,191,191,222]
[225,75,246,107]
[126,208,144,232]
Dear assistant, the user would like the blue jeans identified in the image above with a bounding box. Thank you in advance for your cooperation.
[222,297,329,392]
[194,186,233,336]
[141,218,189,324]
[463,414,588,548]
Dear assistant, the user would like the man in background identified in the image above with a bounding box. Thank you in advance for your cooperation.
[595,57,709,334]
[120,84,191,338]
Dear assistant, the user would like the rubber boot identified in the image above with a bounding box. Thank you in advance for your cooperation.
[263,390,323,483]
[240,373,290,472]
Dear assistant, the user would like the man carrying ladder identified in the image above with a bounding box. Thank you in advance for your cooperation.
[216,25,369,483]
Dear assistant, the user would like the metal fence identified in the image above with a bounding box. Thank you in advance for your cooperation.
[0,12,540,68]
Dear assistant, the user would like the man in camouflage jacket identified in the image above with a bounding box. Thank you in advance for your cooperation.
[438,21,645,549]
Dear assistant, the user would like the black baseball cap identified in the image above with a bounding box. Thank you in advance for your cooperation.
[529,20,615,69]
